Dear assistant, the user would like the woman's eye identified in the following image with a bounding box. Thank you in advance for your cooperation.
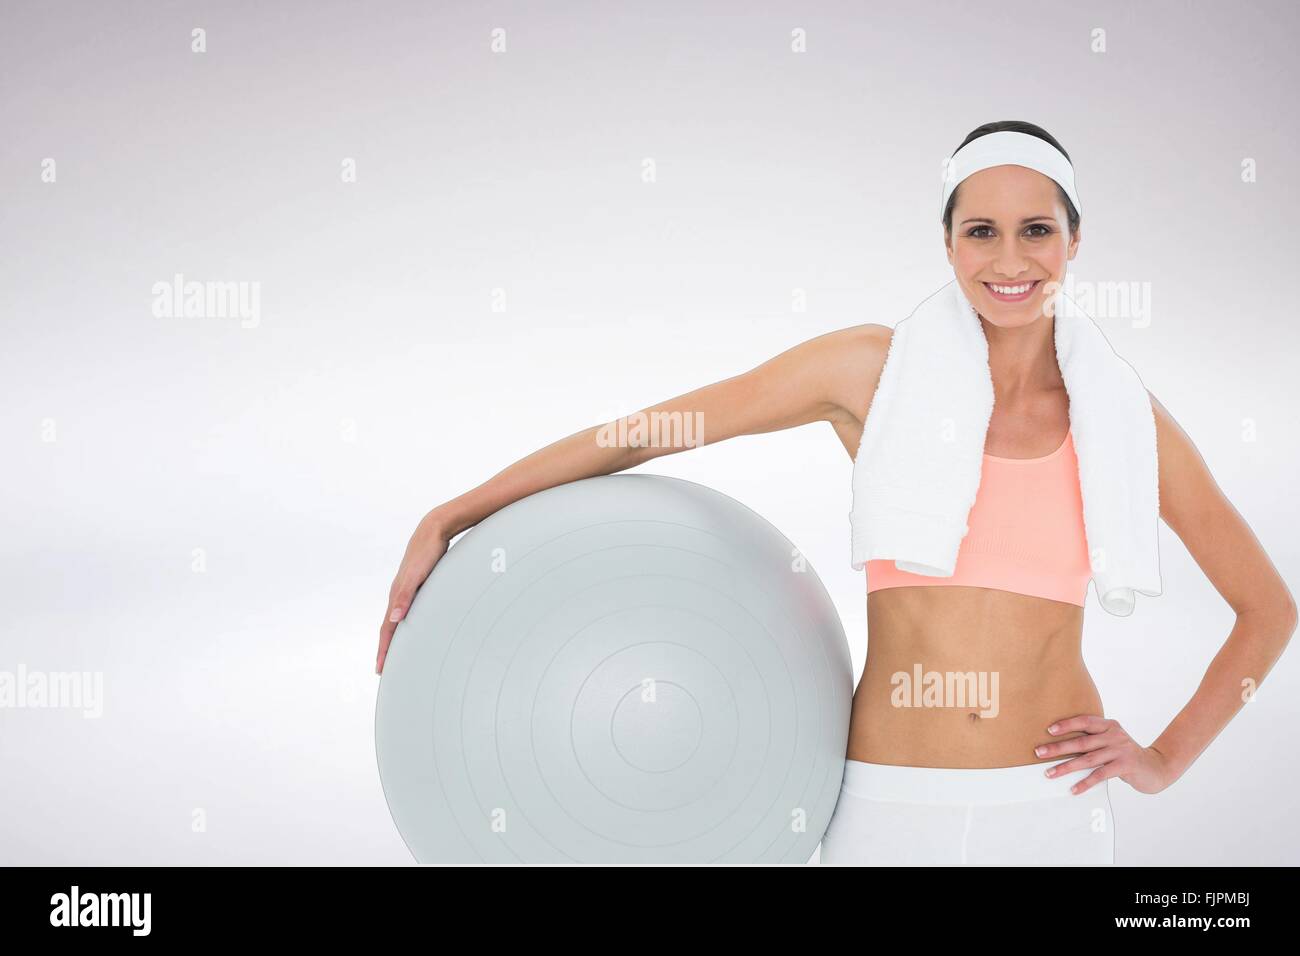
[967,224,1052,239]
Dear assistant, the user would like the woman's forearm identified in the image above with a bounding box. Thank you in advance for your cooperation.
[428,420,646,540]
[1149,603,1296,780]
[419,326,878,543]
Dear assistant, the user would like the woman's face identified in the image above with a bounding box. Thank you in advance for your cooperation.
[944,164,1080,328]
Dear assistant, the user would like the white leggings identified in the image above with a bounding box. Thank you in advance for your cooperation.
[819,758,1114,865]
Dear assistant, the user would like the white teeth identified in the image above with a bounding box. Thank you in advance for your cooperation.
[988,282,1034,295]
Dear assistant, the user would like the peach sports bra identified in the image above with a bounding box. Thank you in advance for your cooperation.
[866,428,1093,607]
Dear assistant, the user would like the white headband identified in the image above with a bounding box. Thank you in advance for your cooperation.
[940,130,1081,221]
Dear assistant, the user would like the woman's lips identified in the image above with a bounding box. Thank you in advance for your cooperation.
[982,279,1041,303]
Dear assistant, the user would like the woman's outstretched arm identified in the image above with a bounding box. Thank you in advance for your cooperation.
[375,323,893,672]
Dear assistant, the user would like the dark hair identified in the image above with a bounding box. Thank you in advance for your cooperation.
[941,120,1080,238]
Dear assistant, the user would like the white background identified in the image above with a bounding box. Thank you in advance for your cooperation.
[2,0,1297,864]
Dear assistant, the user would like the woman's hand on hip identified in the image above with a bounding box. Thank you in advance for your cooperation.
[1034,715,1177,795]
[376,512,451,675]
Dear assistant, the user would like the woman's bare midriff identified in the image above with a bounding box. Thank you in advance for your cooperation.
[846,584,1101,769]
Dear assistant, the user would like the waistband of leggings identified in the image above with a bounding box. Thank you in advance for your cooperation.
[839,758,1102,806]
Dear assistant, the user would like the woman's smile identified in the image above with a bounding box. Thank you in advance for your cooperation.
[982,278,1042,303]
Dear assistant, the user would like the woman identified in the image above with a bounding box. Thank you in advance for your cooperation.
[375,120,1296,865]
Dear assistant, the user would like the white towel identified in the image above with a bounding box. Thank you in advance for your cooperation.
[849,278,1162,617]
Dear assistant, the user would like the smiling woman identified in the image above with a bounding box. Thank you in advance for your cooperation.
[941,123,1082,330]
[817,120,1295,865]
[377,118,1295,868]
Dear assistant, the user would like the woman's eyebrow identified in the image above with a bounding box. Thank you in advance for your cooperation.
[960,215,1054,225]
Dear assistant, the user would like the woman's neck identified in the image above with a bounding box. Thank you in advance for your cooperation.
[979,314,1063,398]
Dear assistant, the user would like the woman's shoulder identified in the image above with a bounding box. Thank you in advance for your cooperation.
[812,323,895,433]
[781,322,893,375]
[842,321,894,345]
[821,322,894,366]
[844,322,894,378]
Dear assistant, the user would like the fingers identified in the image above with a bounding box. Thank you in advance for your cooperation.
[1046,714,1113,737]
[377,609,407,674]
[376,578,419,674]
[1035,730,1108,760]
[375,523,449,675]
[1066,765,1113,796]
[1039,747,1117,794]
[376,618,394,675]
[388,580,414,627]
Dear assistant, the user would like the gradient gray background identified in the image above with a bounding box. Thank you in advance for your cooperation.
[2,0,1297,865]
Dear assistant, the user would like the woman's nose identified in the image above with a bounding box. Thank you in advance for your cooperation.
[992,236,1030,277]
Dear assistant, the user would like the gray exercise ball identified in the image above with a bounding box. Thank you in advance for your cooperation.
[375,473,851,863]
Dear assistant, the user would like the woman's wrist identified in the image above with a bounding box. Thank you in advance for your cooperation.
[1146,742,1186,788]
[421,507,457,542]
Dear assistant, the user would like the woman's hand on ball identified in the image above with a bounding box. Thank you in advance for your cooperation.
[377,512,451,674]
